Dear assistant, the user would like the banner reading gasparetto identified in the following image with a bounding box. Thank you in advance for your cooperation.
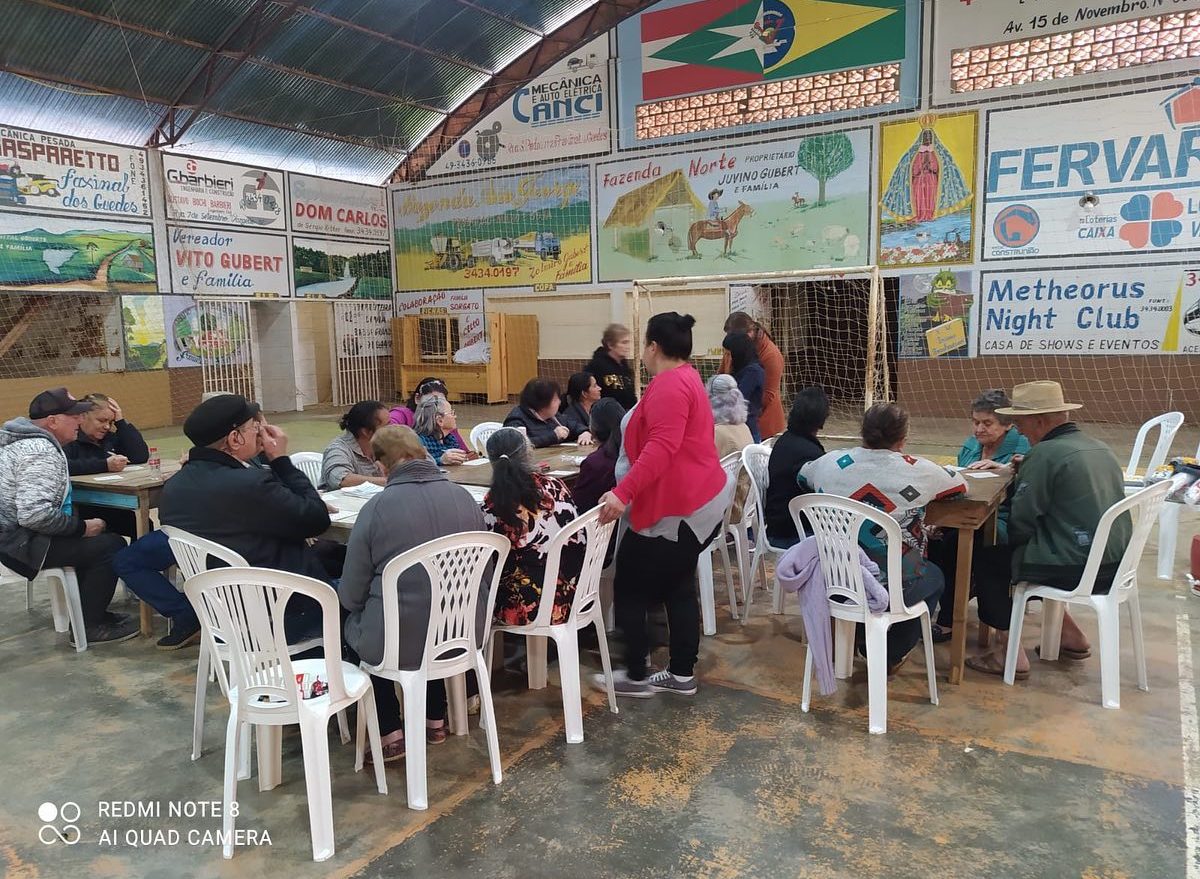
[0,125,150,217]
[289,174,389,241]
[978,264,1200,355]
[167,226,289,297]
[163,155,286,229]
[983,83,1200,261]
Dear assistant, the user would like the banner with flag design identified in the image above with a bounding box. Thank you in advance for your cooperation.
[640,0,906,101]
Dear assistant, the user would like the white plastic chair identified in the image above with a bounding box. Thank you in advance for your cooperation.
[359,532,509,810]
[469,421,503,455]
[291,452,324,490]
[1153,427,1193,581]
[697,452,742,634]
[488,506,618,743]
[7,563,87,651]
[162,526,342,763]
[793,494,939,735]
[1003,480,1170,709]
[184,567,387,861]
[1123,412,1184,487]
[740,443,791,620]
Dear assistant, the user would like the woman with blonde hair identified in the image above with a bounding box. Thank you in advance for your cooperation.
[584,323,637,410]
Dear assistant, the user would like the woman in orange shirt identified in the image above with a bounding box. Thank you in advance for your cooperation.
[722,312,785,438]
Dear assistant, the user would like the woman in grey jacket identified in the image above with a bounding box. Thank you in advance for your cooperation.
[340,425,487,762]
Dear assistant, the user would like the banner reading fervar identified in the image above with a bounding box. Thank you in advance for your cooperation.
[0,124,149,217]
[426,36,611,176]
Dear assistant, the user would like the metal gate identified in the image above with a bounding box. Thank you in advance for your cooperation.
[194,298,257,401]
[332,300,391,406]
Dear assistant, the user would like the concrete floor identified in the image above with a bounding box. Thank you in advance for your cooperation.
[2,408,1197,877]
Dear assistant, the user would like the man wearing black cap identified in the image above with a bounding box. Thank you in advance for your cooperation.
[158,394,332,603]
[0,388,137,645]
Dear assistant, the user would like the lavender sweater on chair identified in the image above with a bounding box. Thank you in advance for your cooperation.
[775,537,889,696]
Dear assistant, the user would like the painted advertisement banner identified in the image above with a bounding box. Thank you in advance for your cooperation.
[168,226,288,297]
[163,295,251,367]
[0,211,155,292]
[932,0,1200,105]
[289,174,388,241]
[978,264,1200,355]
[878,112,976,266]
[427,38,610,176]
[898,269,976,358]
[984,84,1200,261]
[334,303,392,357]
[121,295,167,370]
[392,166,591,291]
[163,155,285,229]
[0,125,150,217]
[596,129,870,281]
[293,237,391,299]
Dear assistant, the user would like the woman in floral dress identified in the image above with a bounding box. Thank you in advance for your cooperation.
[481,427,586,626]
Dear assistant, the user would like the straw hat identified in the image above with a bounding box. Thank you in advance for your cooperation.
[994,381,1082,415]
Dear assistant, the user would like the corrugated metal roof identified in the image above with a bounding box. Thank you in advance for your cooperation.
[0,0,609,182]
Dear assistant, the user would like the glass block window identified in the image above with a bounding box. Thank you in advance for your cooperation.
[950,10,1200,94]
[635,64,901,141]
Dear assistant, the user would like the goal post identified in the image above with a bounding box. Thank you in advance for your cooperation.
[629,265,889,425]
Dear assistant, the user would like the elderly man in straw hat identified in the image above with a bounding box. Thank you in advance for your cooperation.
[963,381,1131,680]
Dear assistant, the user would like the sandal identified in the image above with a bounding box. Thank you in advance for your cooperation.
[965,652,1029,681]
[365,736,405,764]
[1035,644,1091,661]
[426,723,448,745]
[931,623,953,644]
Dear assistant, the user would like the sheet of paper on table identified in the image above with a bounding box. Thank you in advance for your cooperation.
[93,475,123,482]
[964,471,999,478]
[330,510,357,523]
[461,458,490,466]
[340,482,384,497]
[123,465,145,471]
[547,469,575,477]
[462,485,488,503]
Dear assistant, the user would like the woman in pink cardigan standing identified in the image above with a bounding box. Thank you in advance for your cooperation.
[596,312,730,698]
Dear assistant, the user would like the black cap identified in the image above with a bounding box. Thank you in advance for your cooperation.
[183,394,262,447]
[29,388,95,419]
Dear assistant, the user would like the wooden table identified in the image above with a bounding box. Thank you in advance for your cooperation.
[71,463,179,636]
[322,444,586,541]
[925,469,1013,684]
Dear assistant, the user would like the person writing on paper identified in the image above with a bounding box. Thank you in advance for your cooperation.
[504,379,582,447]
[389,377,469,452]
[340,426,487,760]
[481,427,585,627]
[558,372,600,446]
[413,397,471,465]
[595,312,730,698]
[801,403,966,672]
[965,381,1129,681]
[926,389,1031,641]
[320,400,389,489]
[64,393,149,475]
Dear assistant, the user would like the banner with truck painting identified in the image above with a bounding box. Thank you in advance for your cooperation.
[878,112,976,267]
[0,125,150,217]
[595,128,871,281]
[392,166,591,291]
[983,82,1200,261]
[0,211,156,292]
[978,264,1200,355]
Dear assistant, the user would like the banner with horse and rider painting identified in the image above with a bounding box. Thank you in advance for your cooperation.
[594,127,871,282]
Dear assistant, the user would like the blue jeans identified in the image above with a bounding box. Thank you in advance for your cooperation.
[113,530,197,626]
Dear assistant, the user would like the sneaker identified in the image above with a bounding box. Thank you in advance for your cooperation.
[591,669,654,698]
[156,618,201,651]
[104,610,132,626]
[71,616,139,647]
[645,668,698,696]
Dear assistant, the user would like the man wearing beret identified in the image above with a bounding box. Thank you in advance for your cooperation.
[0,388,136,645]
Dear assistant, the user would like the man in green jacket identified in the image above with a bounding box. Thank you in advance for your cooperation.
[963,381,1130,680]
